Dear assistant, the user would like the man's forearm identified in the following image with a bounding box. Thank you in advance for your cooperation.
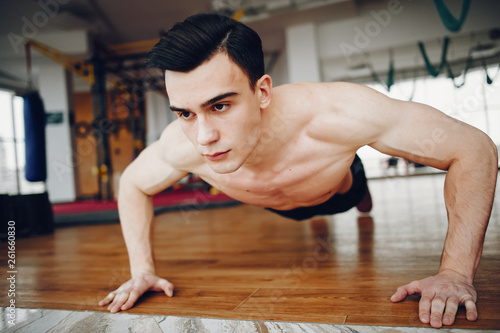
[118,177,156,277]
[440,138,498,281]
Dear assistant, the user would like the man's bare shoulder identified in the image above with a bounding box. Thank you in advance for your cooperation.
[273,81,396,146]
[156,120,203,172]
[275,81,382,105]
[273,81,387,117]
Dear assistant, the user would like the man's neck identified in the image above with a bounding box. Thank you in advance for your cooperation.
[240,107,289,172]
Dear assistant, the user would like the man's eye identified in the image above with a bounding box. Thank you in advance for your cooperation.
[178,111,194,119]
[213,104,229,112]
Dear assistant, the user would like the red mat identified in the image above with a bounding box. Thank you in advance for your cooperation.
[52,190,236,215]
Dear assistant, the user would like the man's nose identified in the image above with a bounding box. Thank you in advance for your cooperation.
[197,118,220,146]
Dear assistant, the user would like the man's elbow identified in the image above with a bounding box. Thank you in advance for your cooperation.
[484,134,498,166]
[118,165,141,199]
[451,131,498,174]
[476,132,498,172]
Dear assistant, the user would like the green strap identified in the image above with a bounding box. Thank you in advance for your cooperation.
[418,37,450,77]
[433,0,471,32]
[481,58,499,85]
[407,78,416,101]
[386,58,394,91]
[369,52,394,92]
[446,50,473,88]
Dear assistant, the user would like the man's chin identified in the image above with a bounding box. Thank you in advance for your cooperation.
[207,161,242,174]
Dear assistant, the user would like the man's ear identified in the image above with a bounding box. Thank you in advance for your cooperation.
[256,74,272,109]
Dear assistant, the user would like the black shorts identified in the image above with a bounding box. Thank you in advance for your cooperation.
[266,154,368,221]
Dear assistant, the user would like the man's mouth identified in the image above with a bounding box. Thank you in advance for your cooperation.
[204,150,230,161]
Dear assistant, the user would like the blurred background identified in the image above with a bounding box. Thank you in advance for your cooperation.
[0,0,499,233]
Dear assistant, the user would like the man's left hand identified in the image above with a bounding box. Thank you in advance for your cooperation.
[391,270,478,328]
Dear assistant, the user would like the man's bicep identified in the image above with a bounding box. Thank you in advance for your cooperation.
[122,141,189,196]
[370,100,476,170]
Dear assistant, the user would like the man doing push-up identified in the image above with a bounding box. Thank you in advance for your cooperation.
[99,13,498,328]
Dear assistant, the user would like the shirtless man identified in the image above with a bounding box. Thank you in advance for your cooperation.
[98,13,498,328]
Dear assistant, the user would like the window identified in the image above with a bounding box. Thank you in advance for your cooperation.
[0,89,45,194]
[358,66,500,178]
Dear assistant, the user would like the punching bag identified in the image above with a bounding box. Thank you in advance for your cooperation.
[23,91,47,182]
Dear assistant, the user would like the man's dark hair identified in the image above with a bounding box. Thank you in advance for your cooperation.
[147,13,265,89]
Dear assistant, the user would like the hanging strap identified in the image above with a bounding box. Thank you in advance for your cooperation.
[406,79,416,101]
[446,49,474,88]
[481,58,500,85]
[433,0,471,32]
[418,37,450,77]
[367,51,395,92]
[386,50,394,91]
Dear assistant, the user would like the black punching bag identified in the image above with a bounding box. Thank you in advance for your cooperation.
[23,91,47,182]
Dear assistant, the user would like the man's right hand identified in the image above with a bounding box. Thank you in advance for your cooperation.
[99,274,174,313]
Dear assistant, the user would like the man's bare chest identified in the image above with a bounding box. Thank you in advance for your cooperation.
[199,148,355,210]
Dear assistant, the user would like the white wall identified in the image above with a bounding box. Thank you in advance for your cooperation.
[38,64,76,203]
[286,23,321,83]
[145,91,174,146]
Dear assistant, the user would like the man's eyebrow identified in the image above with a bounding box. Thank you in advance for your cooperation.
[201,92,238,108]
[169,106,187,112]
[169,92,238,112]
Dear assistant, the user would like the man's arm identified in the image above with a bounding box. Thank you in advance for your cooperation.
[99,133,189,313]
[330,83,498,328]
[377,100,497,328]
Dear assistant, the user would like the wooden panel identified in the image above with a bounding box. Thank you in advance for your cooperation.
[107,95,134,199]
[73,92,99,198]
[72,91,136,200]
[1,174,499,329]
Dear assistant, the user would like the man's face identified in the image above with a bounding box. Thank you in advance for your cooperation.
[165,52,271,174]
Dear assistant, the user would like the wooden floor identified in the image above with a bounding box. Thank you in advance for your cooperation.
[1,173,499,330]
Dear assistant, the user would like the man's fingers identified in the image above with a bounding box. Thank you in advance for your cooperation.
[390,287,408,302]
[429,296,446,328]
[418,292,434,324]
[396,273,478,328]
[108,292,129,313]
[155,279,174,297]
[442,297,459,326]
[164,284,174,297]
[463,296,478,321]
[391,281,420,302]
[98,292,115,306]
[121,290,141,311]
[100,276,174,313]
